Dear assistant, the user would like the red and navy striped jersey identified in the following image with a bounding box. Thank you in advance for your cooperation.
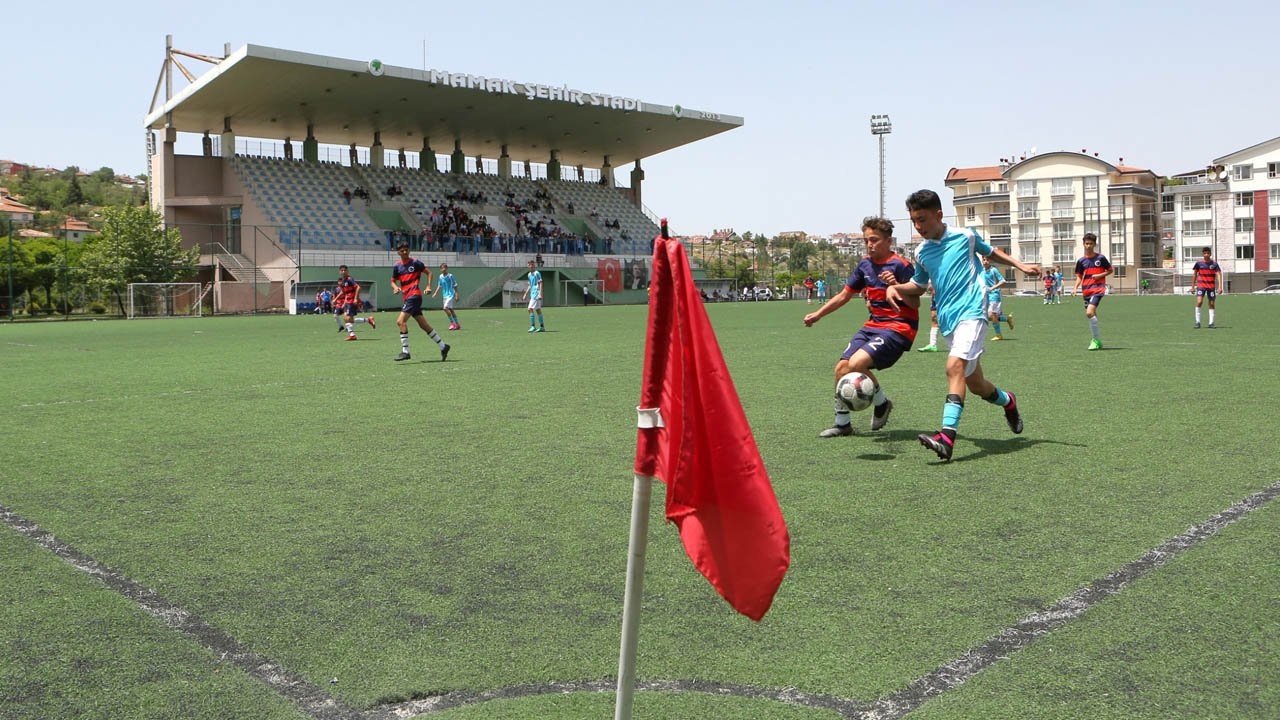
[1043,273,1055,289]
[1193,260,1221,289]
[392,258,427,298]
[336,277,359,305]
[847,253,918,341]
[1074,253,1111,297]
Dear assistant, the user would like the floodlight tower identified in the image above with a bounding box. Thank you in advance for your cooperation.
[870,114,892,217]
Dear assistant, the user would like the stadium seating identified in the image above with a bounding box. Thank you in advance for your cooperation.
[232,156,385,249]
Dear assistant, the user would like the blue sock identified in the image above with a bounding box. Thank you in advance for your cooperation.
[943,397,963,430]
[983,387,1011,406]
[529,313,535,326]
[993,322,1002,334]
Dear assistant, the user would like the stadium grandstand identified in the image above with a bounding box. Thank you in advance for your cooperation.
[144,38,741,313]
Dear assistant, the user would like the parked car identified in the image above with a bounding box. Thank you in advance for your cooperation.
[1252,284,1280,294]
[1013,289,1040,297]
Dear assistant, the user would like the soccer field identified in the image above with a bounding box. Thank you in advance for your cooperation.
[2,296,1278,719]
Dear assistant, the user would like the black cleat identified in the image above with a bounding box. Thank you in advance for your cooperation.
[394,352,411,362]
[918,432,954,461]
[818,425,855,438]
[1003,392,1023,434]
[440,344,450,361]
[871,399,893,431]
[1208,323,1215,329]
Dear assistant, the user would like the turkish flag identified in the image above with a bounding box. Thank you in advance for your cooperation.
[634,230,790,621]
[598,258,622,292]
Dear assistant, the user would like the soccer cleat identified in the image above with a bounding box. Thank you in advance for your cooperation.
[536,327,545,332]
[440,344,450,361]
[394,352,411,361]
[1006,313,1015,330]
[1194,322,1200,329]
[992,334,1003,341]
[528,326,538,333]
[345,334,357,341]
[338,325,345,332]
[367,316,376,329]
[918,432,954,461]
[818,425,854,438]
[1208,323,1215,329]
[1003,392,1023,434]
[871,400,893,431]
[916,344,938,353]
[1088,338,1102,351]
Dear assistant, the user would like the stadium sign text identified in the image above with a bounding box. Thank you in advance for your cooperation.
[428,70,641,111]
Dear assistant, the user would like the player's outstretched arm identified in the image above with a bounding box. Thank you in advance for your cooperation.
[988,247,1040,276]
[804,287,853,326]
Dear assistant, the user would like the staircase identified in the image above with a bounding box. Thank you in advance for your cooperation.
[461,265,526,308]
[216,253,272,284]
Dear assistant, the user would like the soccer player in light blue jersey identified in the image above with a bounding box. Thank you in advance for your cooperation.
[886,190,1041,462]
[980,255,1014,340]
[433,262,461,330]
[522,259,545,332]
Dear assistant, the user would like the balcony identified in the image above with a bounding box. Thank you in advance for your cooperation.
[989,212,1010,223]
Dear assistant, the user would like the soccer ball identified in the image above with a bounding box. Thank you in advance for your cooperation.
[836,372,878,412]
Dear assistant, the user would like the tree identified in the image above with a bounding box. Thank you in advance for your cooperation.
[79,206,197,315]
[0,234,34,315]
[788,241,815,272]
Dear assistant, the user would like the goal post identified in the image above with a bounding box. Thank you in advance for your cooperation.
[1137,267,1228,295]
[127,283,203,319]
[291,280,379,314]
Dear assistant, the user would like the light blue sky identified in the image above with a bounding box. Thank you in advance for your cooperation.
[5,0,1278,236]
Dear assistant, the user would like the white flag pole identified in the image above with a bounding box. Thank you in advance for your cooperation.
[614,472,653,720]
[616,407,664,720]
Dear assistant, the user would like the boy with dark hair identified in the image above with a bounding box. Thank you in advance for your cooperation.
[1192,246,1222,328]
[390,243,450,362]
[1072,233,1112,350]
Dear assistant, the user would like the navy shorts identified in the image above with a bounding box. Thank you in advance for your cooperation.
[841,328,911,370]
[400,295,423,316]
[1195,288,1216,300]
[341,303,361,317]
[1083,294,1105,307]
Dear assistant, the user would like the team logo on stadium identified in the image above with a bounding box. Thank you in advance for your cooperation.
[368,59,385,77]
[673,104,683,118]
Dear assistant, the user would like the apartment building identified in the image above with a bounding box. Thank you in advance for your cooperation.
[946,152,1159,292]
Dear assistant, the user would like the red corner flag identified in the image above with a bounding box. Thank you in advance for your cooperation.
[634,222,790,621]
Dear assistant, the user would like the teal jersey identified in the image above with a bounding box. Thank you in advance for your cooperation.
[528,270,542,300]
[438,272,458,299]
[909,226,993,336]
[983,266,1004,302]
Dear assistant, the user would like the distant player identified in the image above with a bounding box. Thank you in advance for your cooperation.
[390,243,450,362]
[522,259,546,332]
[1042,267,1055,305]
[804,275,815,304]
[815,278,827,304]
[433,262,461,330]
[885,190,1039,462]
[1052,267,1064,303]
[804,217,916,437]
[1192,247,1222,329]
[336,265,375,341]
[916,283,940,352]
[981,255,1014,340]
[1072,233,1113,351]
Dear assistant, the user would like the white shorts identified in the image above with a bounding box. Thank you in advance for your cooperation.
[944,318,987,377]
[442,296,456,310]
[527,297,542,311]
[988,300,1002,316]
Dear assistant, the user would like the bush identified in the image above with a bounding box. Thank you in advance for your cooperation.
[25,300,41,315]
[88,301,107,314]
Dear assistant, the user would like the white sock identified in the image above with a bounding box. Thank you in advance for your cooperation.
[929,326,938,345]
[353,317,368,324]
[1089,316,1100,340]
[428,329,445,349]
[1209,309,1215,324]
[1195,308,1201,323]
[400,333,410,352]
[833,398,851,427]
[345,322,354,334]
[873,386,887,407]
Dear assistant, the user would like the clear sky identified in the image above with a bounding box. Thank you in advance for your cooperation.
[5,0,1278,236]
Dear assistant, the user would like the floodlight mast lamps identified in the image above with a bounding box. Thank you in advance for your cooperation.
[870,114,892,218]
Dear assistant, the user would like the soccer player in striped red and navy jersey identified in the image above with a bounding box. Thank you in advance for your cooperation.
[390,244,449,362]
[804,216,918,437]
[336,265,375,340]
[1072,233,1113,351]
[1192,247,1222,329]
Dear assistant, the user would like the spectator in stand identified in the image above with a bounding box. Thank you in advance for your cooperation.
[535,252,544,268]
[342,188,352,204]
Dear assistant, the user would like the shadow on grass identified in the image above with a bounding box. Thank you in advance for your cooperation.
[866,430,1085,464]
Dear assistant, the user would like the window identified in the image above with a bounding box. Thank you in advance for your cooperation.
[997,182,1008,192]
[1270,190,1280,206]
[1183,220,1211,237]
[1112,266,1127,278]
[1161,194,1174,213]
[1053,222,1074,241]
[1183,246,1201,260]
[1084,176,1099,192]
[1270,162,1279,179]
[1018,202,1039,220]
[1019,243,1040,263]
[1052,199,1073,219]
[1272,216,1280,232]
[1183,194,1211,211]
[1051,178,1073,195]
[966,206,976,221]
[1236,218,1255,234]
[1232,164,1253,181]
[1109,196,1126,212]
[1235,192,1253,207]
[1019,223,1039,240]
[1271,243,1280,259]
[1236,244,1255,260]
[1017,180,1037,198]
[990,224,1011,238]
[1054,242,1075,263]
[1110,243,1126,260]
[1110,223,1126,238]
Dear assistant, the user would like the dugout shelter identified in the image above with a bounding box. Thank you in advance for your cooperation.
[144,38,742,313]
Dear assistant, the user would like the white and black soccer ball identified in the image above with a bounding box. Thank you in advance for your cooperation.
[836,372,878,412]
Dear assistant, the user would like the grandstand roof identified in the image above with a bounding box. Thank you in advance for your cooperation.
[145,44,743,166]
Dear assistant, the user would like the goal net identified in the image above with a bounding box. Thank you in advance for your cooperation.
[292,280,379,315]
[1137,268,1228,295]
[127,283,203,318]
